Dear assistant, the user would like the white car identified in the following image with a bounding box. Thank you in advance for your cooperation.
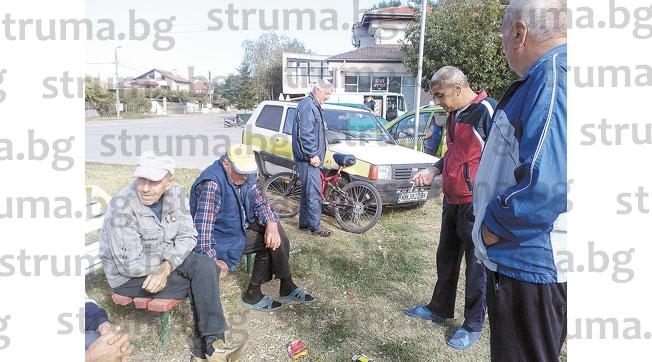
[242,100,440,206]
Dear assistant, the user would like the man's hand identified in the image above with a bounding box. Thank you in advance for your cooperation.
[85,325,134,362]
[264,221,281,251]
[309,155,321,168]
[215,259,229,279]
[142,261,172,293]
[482,224,500,246]
[411,166,440,187]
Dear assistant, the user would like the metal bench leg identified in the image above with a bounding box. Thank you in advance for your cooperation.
[246,253,255,275]
[160,311,171,345]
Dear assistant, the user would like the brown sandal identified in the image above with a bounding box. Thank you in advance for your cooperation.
[311,227,332,237]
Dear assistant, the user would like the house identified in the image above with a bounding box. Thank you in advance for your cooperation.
[132,69,192,91]
[327,5,420,110]
[282,5,423,110]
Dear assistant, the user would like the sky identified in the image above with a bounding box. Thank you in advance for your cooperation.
[84,0,396,83]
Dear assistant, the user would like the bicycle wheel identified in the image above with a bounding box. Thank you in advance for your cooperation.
[332,180,382,233]
[262,172,301,218]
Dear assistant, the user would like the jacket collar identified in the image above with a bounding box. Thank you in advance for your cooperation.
[497,43,566,109]
[127,180,178,219]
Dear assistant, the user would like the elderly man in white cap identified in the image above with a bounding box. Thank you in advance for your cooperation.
[98,151,245,361]
[190,144,315,312]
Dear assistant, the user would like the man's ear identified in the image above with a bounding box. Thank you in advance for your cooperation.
[512,20,528,48]
[164,173,174,190]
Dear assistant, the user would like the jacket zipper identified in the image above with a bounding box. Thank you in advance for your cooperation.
[463,163,473,192]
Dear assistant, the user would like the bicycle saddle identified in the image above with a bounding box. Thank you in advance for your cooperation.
[333,153,356,167]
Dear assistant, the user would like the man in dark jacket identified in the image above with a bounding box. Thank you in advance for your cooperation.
[406,66,496,350]
[291,79,333,237]
[190,144,315,312]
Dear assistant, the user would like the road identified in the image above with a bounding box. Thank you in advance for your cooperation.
[86,113,245,169]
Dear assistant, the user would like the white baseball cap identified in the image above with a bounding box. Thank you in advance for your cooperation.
[133,151,175,181]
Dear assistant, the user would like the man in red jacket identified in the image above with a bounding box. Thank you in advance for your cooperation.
[405,66,496,350]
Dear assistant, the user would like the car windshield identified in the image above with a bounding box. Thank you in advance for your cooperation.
[323,109,394,143]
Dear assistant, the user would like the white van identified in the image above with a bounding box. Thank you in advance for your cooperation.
[327,92,407,122]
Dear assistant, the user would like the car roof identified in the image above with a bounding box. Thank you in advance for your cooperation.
[383,105,447,128]
[258,100,373,113]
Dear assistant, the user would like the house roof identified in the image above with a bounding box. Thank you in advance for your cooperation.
[366,5,416,16]
[327,44,403,63]
[134,69,191,84]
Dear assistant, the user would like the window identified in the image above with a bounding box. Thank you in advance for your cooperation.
[283,108,297,135]
[286,58,331,89]
[388,77,402,93]
[389,112,431,137]
[371,76,388,91]
[345,76,358,92]
[358,76,371,92]
[255,105,284,131]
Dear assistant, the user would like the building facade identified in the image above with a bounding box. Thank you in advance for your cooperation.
[282,5,422,110]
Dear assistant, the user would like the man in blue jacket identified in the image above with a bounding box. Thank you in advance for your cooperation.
[472,0,567,360]
[190,144,315,312]
[292,79,333,237]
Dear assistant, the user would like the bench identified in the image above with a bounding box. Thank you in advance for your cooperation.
[111,294,180,345]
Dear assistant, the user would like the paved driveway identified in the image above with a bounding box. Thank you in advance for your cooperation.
[86,113,244,169]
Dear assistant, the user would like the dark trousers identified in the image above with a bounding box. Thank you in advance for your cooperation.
[486,269,567,362]
[243,223,292,285]
[113,252,227,338]
[297,161,323,230]
[426,200,486,332]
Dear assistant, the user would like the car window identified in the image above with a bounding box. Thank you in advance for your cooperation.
[322,109,391,142]
[433,112,447,127]
[255,105,284,132]
[282,108,297,135]
[391,112,431,137]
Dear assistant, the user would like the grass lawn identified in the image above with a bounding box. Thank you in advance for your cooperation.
[85,162,566,362]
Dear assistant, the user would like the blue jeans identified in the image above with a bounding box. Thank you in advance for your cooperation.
[85,330,100,349]
[297,161,323,230]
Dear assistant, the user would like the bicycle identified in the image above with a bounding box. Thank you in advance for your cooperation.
[262,153,383,234]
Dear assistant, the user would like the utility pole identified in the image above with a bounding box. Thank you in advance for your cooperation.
[114,46,122,119]
[413,0,428,151]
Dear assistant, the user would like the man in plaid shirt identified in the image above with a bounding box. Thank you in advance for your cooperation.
[190,144,315,311]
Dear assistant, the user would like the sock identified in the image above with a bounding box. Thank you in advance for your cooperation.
[279,278,298,297]
[204,333,225,357]
[280,278,314,301]
[242,283,264,304]
[243,282,282,308]
[191,335,205,358]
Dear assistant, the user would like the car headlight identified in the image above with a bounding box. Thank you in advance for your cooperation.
[368,165,392,180]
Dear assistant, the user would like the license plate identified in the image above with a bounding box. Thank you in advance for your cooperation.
[397,190,428,203]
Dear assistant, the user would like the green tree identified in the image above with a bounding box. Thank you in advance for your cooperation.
[368,0,403,10]
[241,33,310,100]
[232,60,257,111]
[120,88,151,114]
[402,0,516,98]
[85,77,115,116]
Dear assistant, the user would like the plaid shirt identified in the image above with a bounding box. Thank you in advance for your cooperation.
[193,180,278,261]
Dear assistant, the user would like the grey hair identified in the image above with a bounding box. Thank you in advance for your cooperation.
[430,66,469,89]
[312,79,333,92]
[505,0,567,41]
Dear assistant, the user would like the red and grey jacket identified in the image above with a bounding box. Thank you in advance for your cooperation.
[434,91,496,204]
